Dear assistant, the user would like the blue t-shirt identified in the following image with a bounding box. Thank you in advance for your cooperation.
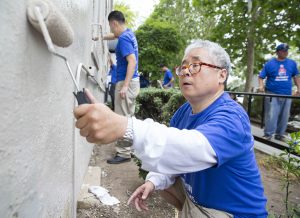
[170,93,268,217]
[163,69,173,87]
[108,64,117,84]
[259,58,299,95]
[116,29,139,82]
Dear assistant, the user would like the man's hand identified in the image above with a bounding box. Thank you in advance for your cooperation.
[119,85,129,99]
[293,91,300,97]
[127,181,155,212]
[257,86,265,93]
[103,33,116,40]
[74,89,127,144]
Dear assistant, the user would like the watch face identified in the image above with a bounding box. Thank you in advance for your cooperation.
[119,138,133,147]
[120,117,133,146]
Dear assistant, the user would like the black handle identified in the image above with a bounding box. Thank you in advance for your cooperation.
[73,89,91,105]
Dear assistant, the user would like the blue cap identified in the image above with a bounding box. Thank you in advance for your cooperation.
[276,43,289,51]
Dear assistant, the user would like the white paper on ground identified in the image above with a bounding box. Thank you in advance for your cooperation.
[88,186,120,206]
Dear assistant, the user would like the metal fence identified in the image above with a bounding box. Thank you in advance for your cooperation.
[227,91,300,128]
[226,91,300,157]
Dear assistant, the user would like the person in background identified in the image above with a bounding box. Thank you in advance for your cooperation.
[160,63,174,89]
[99,10,140,164]
[108,57,117,110]
[258,43,300,141]
[139,73,150,88]
[74,39,268,217]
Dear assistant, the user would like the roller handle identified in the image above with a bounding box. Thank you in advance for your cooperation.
[73,89,91,105]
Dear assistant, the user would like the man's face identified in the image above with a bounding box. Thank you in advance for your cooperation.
[179,48,227,103]
[277,50,288,59]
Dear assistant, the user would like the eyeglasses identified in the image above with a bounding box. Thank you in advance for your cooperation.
[176,62,223,77]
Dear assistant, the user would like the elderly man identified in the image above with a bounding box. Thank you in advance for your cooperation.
[74,40,268,217]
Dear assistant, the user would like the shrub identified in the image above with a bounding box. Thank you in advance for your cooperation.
[135,88,185,125]
[280,132,300,217]
[134,88,186,179]
[262,132,300,217]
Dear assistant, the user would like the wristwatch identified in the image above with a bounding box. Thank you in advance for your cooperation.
[120,116,133,146]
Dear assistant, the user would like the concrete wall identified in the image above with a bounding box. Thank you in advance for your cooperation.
[0,0,112,217]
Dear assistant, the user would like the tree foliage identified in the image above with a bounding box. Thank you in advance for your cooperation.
[135,20,184,80]
[114,0,137,29]
[134,0,299,91]
[193,0,300,91]
[150,0,214,42]
[135,0,215,81]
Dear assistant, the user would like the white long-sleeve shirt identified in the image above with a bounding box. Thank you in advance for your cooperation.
[132,117,217,190]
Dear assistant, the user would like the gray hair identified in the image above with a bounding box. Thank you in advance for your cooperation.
[184,40,231,74]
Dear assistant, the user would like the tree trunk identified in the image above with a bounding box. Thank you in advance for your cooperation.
[244,37,255,93]
[243,3,258,109]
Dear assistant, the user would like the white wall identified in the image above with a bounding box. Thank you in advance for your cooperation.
[0,0,112,217]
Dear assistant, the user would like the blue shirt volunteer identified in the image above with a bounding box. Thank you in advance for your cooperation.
[109,64,117,84]
[116,28,139,82]
[170,93,268,217]
[259,58,299,95]
[163,69,173,87]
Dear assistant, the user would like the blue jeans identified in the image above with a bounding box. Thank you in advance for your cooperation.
[264,93,291,137]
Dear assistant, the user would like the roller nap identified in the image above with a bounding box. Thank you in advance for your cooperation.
[27,0,74,47]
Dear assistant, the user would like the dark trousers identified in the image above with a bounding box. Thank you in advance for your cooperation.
[109,83,116,111]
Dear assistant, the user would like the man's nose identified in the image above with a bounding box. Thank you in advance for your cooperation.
[182,68,192,77]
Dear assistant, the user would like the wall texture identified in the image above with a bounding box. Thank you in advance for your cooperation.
[0,0,112,217]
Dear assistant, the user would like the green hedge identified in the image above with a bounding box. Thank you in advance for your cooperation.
[134,88,186,179]
[135,88,186,125]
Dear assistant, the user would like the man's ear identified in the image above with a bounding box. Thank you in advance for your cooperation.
[218,69,228,84]
[112,20,118,27]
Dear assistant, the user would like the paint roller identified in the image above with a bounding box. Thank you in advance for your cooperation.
[27,0,90,105]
